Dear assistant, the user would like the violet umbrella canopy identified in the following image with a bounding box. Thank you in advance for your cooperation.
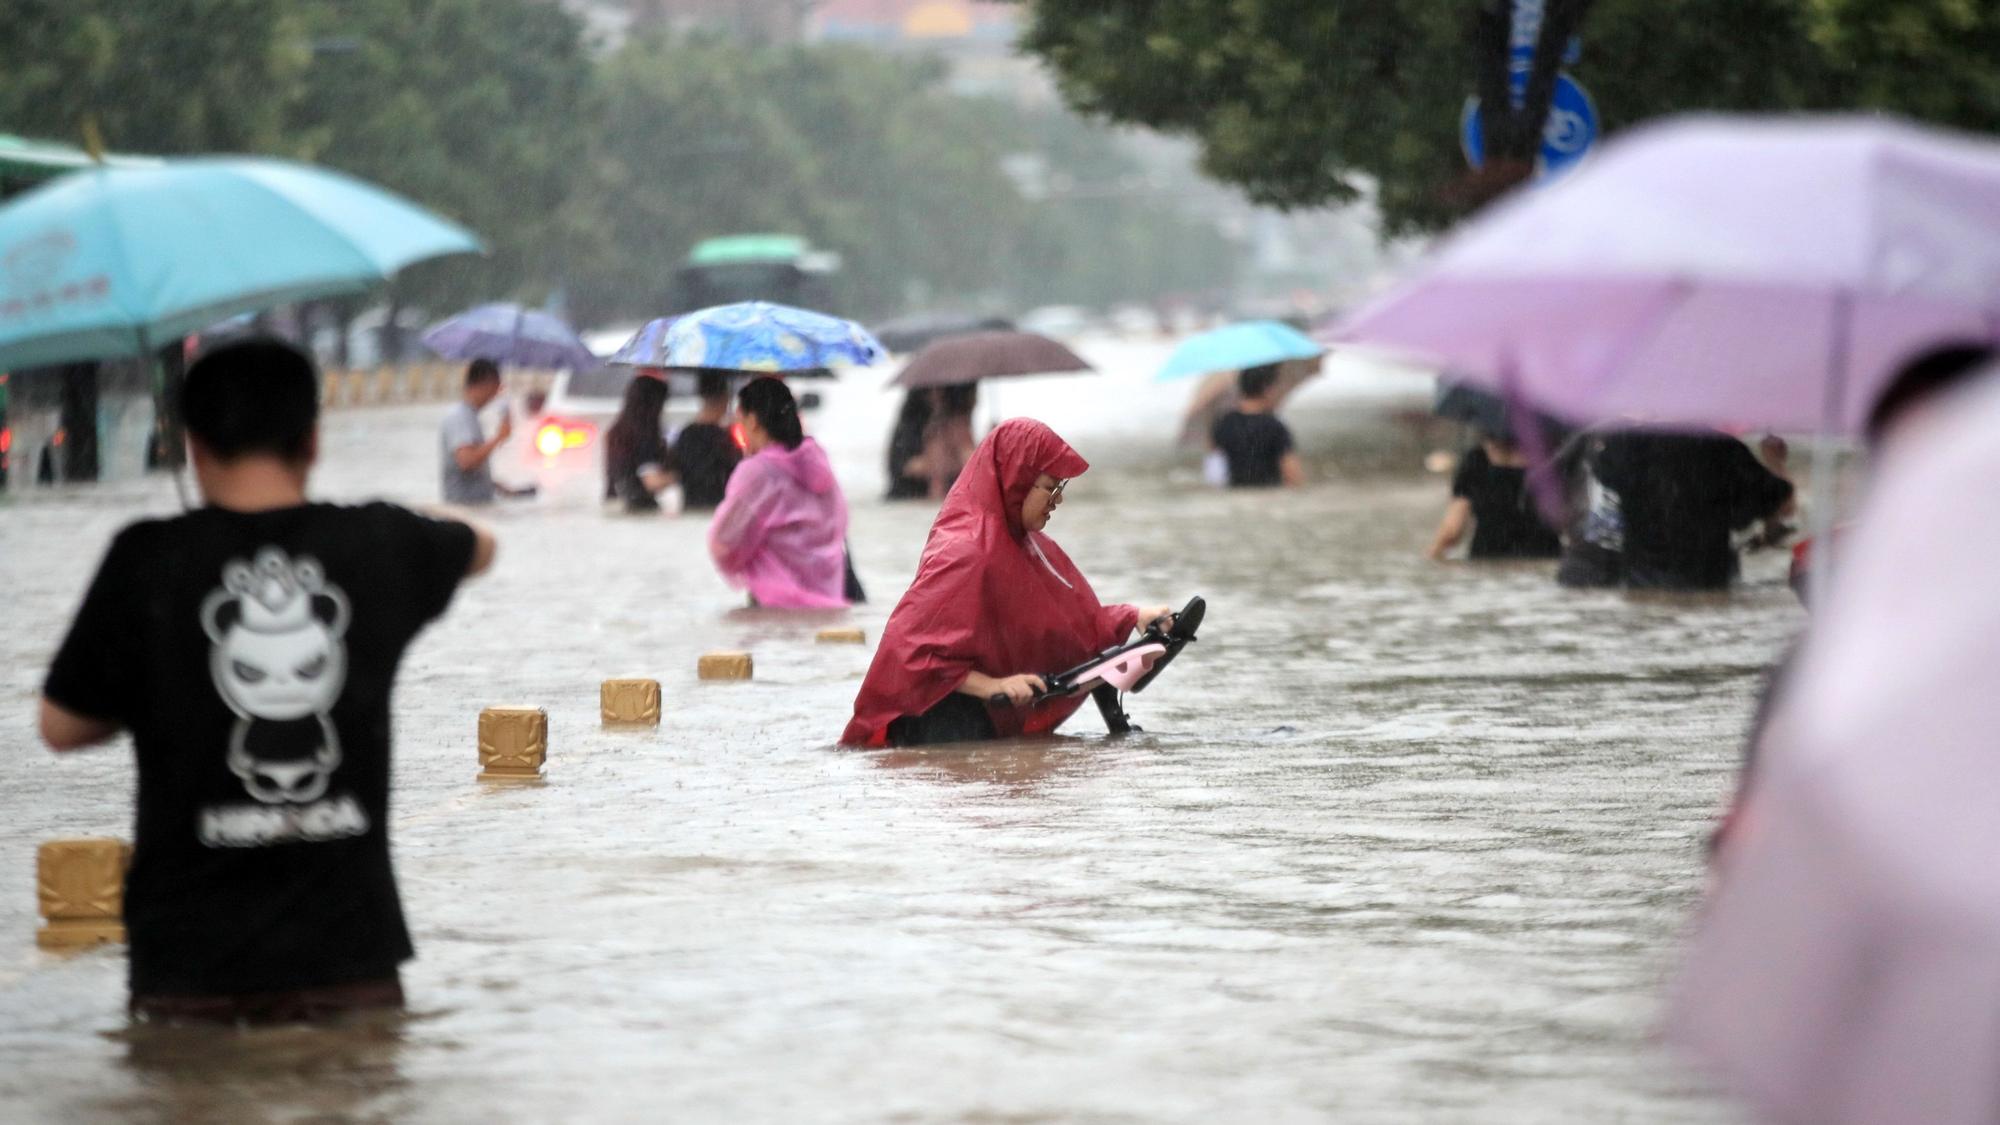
[421,302,597,371]
[1334,115,2000,436]
[888,330,1092,389]
[1668,376,2000,1125]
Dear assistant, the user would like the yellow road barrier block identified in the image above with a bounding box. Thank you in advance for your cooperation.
[698,652,753,681]
[601,678,661,726]
[478,706,548,782]
[36,838,130,950]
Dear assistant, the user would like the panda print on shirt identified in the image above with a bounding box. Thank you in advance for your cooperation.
[196,546,369,848]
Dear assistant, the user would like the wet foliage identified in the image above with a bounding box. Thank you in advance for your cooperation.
[1021,0,2000,231]
[0,1,1235,323]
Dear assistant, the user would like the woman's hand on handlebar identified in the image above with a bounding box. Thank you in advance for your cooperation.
[960,670,1047,707]
[991,673,1047,707]
[1136,605,1177,632]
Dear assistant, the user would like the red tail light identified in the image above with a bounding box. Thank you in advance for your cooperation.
[535,419,594,457]
[730,423,747,451]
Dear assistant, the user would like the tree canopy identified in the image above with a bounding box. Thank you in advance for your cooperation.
[1020,0,1997,231]
[0,2,1241,328]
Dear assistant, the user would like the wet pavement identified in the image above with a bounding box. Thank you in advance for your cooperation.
[0,340,1792,1122]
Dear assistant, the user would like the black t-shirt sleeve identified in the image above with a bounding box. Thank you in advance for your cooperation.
[43,524,150,723]
[1721,443,1795,528]
[1450,447,1484,499]
[1272,417,1295,454]
[376,504,477,625]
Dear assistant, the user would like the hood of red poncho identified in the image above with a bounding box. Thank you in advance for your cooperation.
[840,419,1136,746]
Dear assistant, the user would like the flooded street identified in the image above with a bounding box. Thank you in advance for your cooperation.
[0,341,1792,1122]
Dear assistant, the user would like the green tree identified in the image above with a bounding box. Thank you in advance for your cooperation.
[1803,0,2000,126]
[0,0,310,154]
[287,0,597,311]
[1019,0,1854,231]
[566,35,1239,323]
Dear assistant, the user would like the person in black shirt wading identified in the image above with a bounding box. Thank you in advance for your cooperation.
[1210,363,1305,488]
[673,370,742,511]
[1426,428,1562,561]
[38,339,495,1025]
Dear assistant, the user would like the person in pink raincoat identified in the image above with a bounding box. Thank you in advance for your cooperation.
[707,377,851,608]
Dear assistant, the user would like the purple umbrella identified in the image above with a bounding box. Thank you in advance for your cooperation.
[421,302,598,371]
[1669,376,2000,1125]
[1334,115,2000,436]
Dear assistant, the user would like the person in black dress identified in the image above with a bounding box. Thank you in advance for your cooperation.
[1426,429,1562,560]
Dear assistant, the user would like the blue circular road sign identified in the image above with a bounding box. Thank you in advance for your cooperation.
[1460,71,1599,180]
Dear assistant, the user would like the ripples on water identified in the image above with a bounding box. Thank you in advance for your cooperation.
[0,353,1785,1122]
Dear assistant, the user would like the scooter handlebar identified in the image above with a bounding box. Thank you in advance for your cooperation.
[988,681,1056,708]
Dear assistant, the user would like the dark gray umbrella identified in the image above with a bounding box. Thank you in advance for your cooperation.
[888,331,1092,390]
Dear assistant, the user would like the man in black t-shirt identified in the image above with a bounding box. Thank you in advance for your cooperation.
[1210,363,1305,488]
[673,370,743,510]
[38,339,495,1023]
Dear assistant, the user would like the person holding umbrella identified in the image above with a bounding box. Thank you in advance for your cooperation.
[886,331,1093,501]
[439,359,533,506]
[907,382,979,499]
[611,301,884,602]
[1156,322,1321,487]
[1210,363,1306,488]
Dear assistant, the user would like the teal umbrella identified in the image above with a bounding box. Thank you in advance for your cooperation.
[0,157,482,370]
[1155,320,1324,381]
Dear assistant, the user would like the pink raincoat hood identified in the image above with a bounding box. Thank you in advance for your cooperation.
[756,437,839,494]
[707,437,850,609]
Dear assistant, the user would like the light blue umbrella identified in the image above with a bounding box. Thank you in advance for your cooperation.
[0,157,481,370]
[609,301,883,373]
[1155,320,1325,381]
[421,302,597,371]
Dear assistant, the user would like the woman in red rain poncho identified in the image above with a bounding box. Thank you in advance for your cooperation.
[842,419,1173,747]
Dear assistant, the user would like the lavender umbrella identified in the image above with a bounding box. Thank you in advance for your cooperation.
[1335,114,2000,436]
[1669,376,2000,1125]
[421,302,597,371]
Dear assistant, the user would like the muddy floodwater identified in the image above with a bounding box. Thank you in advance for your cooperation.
[0,341,1793,1122]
